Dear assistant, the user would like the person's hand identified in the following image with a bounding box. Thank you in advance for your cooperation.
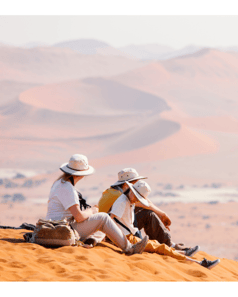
[160,212,171,228]
[91,205,99,214]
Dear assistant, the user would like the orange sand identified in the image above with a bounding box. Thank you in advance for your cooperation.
[1,198,238,281]
[1,200,238,281]
[0,229,237,281]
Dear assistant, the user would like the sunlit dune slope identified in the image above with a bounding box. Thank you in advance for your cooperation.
[0,229,237,281]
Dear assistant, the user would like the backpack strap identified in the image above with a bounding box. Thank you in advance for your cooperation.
[111,185,124,193]
[68,177,91,211]
[112,217,132,234]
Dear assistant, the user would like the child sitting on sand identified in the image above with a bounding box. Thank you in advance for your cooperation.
[99,167,192,251]
[109,180,220,270]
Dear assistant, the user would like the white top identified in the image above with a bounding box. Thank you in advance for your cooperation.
[110,194,138,236]
[45,179,79,221]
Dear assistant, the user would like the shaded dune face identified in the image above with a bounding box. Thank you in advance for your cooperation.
[106,117,180,154]
[0,81,39,106]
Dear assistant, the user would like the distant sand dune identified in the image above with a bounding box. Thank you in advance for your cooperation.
[0,46,145,84]
[1,46,238,184]
[105,117,180,155]
[92,125,218,169]
[176,116,238,134]
[1,77,170,142]
[113,50,238,118]
[19,77,169,116]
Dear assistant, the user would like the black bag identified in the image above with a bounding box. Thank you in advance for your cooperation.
[77,191,91,210]
[69,176,91,211]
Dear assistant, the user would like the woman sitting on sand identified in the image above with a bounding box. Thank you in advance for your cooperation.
[109,179,220,270]
[45,154,149,255]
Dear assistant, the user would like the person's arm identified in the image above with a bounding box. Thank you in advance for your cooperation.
[69,204,99,223]
[135,198,171,228]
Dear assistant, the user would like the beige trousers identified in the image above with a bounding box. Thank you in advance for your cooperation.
[72,212,132,251]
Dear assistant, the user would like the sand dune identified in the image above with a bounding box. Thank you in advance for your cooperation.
[161,49,238,78]
[54,38,132,58]
[0,77,170,142]
[104,117,180,155]
[113,49,238,118]
[119,43,175,60]
[54,39,111,55]
[0,229,237,281]
[173,115,238,134]
[91,124,218,169]
[0,98,140,139]
[1,46,238,186]
[0,76,180,170]
[0,81,39,107]
[19,77,169,116]
[0,45,145,84]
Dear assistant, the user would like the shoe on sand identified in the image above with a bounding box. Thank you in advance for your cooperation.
[200,258,220,269]
[185,245,200,257]
[84,238,97,247]
[126,235,149,255]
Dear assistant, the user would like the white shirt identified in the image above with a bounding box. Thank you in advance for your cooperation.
[110,194,138,236]
[45,179,79,221]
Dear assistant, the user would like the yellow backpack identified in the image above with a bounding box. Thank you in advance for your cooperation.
[98,187,122,213]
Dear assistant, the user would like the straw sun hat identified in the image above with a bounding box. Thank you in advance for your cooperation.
[111,168,147,186]
[126,180,151,207]
[60,154,94,176]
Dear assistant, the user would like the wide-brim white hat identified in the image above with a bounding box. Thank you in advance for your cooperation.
[111,168,147,187]
[60,154,95,176]
[126,181,150,207]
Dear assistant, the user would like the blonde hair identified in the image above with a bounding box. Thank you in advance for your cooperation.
[52,172,74,187]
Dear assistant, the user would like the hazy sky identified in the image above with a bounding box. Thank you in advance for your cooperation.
[1,14,238,49]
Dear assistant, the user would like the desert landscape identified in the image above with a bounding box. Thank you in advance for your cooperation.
[1,38,238,281]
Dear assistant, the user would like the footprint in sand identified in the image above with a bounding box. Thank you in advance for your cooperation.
[58,247,78,254]
[130,260,160,275]
[91,268,107,274]
[47,262,67,274]
[37,257,54,264]
[68,274,86,281]
[75,255,88,261]
[9,261,26,269]
[90,269,113,280]
[97,274,112,280]
[187,269,208,278]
